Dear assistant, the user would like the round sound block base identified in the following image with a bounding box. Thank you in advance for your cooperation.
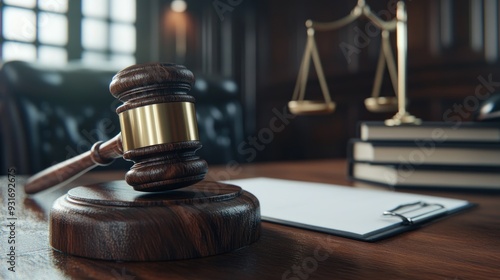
[50,180,261,261]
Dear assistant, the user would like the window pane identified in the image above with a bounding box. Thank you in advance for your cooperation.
[110,53,135,68]
[3,7,37,42]
[82,0,109,18]
[38,12,68,45]
[110,0,136,22]
[110,23,136,53]
[82,51,107,64]
[39,45,67,64]
[2,42,37,61]
[38,0,68,13]
[4,0,36,8]
[82,18,108,50]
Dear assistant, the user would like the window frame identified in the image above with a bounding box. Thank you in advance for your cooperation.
[0,0,137,65]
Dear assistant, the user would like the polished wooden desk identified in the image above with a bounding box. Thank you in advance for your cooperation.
[1,159,499,279]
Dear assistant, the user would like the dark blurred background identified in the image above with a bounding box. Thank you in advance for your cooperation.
[1,0,499,168]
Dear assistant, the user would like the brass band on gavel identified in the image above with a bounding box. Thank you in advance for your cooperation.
[119,102,199,152]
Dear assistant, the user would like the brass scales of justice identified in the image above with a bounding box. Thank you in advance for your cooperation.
[288,0,421,126]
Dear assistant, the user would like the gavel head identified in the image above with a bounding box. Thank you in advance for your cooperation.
[109,63,208,192]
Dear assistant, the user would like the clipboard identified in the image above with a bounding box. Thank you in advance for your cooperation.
[225,177,474,241]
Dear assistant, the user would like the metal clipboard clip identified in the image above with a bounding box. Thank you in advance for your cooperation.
[383,201,447,225]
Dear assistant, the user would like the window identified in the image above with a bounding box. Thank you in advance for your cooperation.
[81,0,136,66]
[0,0,136,66]
[1,0,68,64]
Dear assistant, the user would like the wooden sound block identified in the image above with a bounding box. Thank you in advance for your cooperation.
[49,180,261,261]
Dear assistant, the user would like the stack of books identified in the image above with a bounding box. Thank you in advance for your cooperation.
[347,121,500,190]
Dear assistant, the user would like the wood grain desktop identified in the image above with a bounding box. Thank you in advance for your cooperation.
[1,159,499,279]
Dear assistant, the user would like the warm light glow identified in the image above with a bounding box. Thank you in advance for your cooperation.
[171,0,187,13]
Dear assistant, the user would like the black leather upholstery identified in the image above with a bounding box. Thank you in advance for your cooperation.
[0,61,244,175]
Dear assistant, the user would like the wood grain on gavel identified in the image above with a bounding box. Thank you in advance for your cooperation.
[24,63,208,194]
[50,180,261,261]
[23,62,260,262]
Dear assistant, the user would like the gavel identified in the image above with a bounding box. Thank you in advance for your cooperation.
[24,63,208,194]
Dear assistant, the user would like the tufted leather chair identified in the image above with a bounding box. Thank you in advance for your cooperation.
[0,61,244,175]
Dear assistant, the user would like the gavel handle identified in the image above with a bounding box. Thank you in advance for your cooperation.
[24,134,123,194]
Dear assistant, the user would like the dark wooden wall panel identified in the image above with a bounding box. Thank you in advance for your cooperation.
[156,0,500,162]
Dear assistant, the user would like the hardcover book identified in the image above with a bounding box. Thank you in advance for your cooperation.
[348,139,500,166]
[348,161,500,189]
[349,121,500,190]
[359,121,500,142]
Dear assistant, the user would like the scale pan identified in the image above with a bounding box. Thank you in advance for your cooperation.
[288,100,336,115]
[364,97,398,113]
